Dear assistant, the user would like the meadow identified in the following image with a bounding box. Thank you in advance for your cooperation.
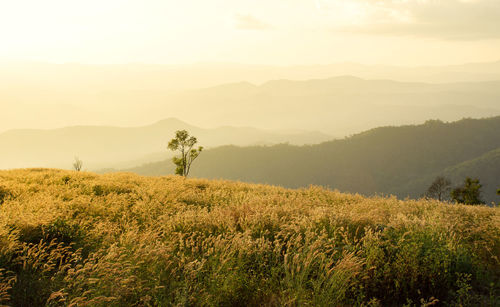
[0,169,498,306]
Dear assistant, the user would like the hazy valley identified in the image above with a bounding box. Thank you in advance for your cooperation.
[2,0,500,304]
[2,62,500,134]
[0,118,331,170]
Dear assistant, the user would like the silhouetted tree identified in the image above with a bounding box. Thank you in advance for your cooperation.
[168,130,203,177]
[450,177,484,205]
[426,176,451,201]
[73,157,83,171]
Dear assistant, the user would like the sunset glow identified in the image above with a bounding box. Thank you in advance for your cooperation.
[1,0,499,65]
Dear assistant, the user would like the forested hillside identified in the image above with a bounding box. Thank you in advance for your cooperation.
[123,117,500,204]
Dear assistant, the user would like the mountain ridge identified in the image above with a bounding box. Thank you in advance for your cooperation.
[120,117,500,204]
[0,118,332,170]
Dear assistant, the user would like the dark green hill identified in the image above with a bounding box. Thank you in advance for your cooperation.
[123,117,500,204]
[443,148,500,204]
[389,148,500,205]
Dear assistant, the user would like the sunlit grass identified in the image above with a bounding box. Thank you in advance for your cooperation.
[0,169,498,306]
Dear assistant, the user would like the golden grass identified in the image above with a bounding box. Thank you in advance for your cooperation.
[0,169,498,306]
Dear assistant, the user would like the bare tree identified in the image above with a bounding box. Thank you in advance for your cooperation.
[426,176,451,201]
[73,156,83,171]
[167,130,203,177]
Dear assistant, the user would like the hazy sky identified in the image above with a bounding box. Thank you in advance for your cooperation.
[1,0,499,66]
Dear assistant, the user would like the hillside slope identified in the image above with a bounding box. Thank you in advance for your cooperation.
[0,169,498,305]
[0,118,331,170]
[124,117,500,204]
[443,148,500,201]
[390,148,500,203]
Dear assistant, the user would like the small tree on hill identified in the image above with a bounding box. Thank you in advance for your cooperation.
[426,176,451,201]
[73,156,83,171]
[167,130,203,177]
[450,177,484,205]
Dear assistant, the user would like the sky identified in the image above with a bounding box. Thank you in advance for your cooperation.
[1,0,500,66]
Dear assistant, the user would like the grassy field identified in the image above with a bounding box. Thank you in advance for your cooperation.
[0,169,498,306]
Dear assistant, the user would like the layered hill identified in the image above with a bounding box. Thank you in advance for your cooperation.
[0,118,330,170]
[2,65,500,135]
[0,169,498,305]
[165,76,500,134]
[124,117,500,204]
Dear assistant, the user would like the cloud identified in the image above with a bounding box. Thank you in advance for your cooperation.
[333,0,500,40]
[234,14,272,30]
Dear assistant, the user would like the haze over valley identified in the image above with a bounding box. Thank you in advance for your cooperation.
[2,61,500,201]
[2,61,500,134]
[0,118,331,170]
[2,1,500,305]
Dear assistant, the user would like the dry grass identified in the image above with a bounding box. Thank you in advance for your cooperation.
[0,169,498,306]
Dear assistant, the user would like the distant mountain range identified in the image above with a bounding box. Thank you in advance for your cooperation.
[168,76,500,134]
[0,118,331,170]
[2,61,500,134]
[5,76,500,137]
[121,117,500,204]
[5,75,498,136]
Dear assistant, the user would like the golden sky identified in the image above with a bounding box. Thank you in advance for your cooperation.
[1,0,500,66]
